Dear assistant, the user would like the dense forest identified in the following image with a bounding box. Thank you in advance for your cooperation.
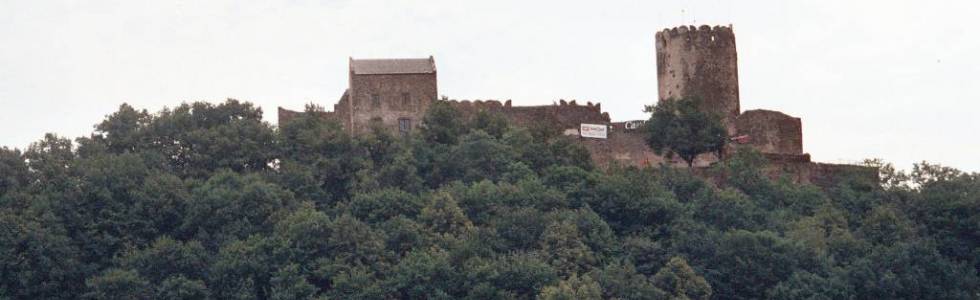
[1,99,978,299]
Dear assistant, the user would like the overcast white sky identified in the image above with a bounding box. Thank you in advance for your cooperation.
[1,0,978,171]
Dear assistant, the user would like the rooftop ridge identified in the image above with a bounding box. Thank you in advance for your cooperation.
[349,56,436,75]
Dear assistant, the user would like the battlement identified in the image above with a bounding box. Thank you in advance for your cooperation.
[445,98,602,112]
[445,98,609,129]
[655,25,735,49]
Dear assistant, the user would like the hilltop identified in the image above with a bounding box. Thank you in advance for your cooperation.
[0,99,977,299]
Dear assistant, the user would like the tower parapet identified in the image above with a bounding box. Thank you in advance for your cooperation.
[656,25,740,133]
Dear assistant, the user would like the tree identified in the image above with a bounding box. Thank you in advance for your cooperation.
[652,257,712,300]
[420,100,466,145]
[385,248,459,299]
[83,269,151,300]
[538,274,602,300]
[277,103,363,204]
[585,169,682,233]
[156,275,211,300]
[181,171,298,247]
[269,264,316,300]
[420,192,474,236]
[0,147,28,197]
[767,271,852,300]
[208,235,279,300]
[89,103,151,154]
[142,99,276,178]
[845,242,979,299]
[0,210,83,299]
[539,220,597,276]
[6,99,980,300]
[117,236,209,284]
[645,97,727,167]
[706,230,815,300]
[349,188,424,223]
[590,261,666,300]
[469,110,509,139]
[24,133,75,183]
[487,252,559,298]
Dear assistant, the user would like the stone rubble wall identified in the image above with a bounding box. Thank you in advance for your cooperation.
[656,25,740,134]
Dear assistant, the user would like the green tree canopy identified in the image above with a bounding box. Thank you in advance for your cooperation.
[645,97,727,167]
[2,100,978,299]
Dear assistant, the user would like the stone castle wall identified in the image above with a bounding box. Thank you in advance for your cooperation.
[277,107,338,125]
[277,24,873,189]
[447,99,609,129]
[760,153,879,187]
[446,100,721,169]
[656,25,740,134]
[347,72,437,135]
[735,109,803,155]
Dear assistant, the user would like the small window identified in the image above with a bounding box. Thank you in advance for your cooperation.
[371,94,381,108]
[401,93,411,107]
[398,118,412,136]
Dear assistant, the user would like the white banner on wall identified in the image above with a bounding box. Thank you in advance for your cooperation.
[580,124,608,139]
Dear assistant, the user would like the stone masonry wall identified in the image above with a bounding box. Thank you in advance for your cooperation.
[448,99,609,129]
[656,25,740,134]
[348,72,437,135]
[447,99,723,169]
[736,109,803,155]
[277,107,338,125]
[277,24,875,188]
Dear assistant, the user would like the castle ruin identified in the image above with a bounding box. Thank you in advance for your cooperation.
[279,25,874,187]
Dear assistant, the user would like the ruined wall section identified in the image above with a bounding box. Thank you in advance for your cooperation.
[348,72,437,134]
[736,109,803,155]
[332,89,352,127]
[577,122,721,168]
[656,25,740,134]
[445,99,724,169]
[277,90,348,126]
[761,154,878,188]
[447,99,610,129]
[277,107,338,125]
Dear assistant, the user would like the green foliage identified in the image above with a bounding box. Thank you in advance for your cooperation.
[2,100,978,299]
[420,191,474,236]
[590,261,666,299]
[386,248,459,299]
[706,230,817,299]
[269,264,316,300]
[0,147,28,196]
[83,269,151,300]
[645,97,727,167]
[117,236,209,284]
[349,188,423,223]
[181,171,298,247]
[539,220,598,276]
[277,104,361,205]
[538,274,603,300]
[653,257,712,300]
[489,252,560,297]
[767,270,852,300]
[585,168,682,233]
[421,100,466,145]
[156,275,211,300]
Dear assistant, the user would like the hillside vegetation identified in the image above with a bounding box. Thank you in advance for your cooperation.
[1,100,978,299]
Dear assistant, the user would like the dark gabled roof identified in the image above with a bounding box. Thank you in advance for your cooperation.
[350,57,436,75]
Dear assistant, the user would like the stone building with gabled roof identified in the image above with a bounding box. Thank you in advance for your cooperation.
[297,56,439,135]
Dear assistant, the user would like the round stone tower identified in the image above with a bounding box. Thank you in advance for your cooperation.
[656,25,740,134]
